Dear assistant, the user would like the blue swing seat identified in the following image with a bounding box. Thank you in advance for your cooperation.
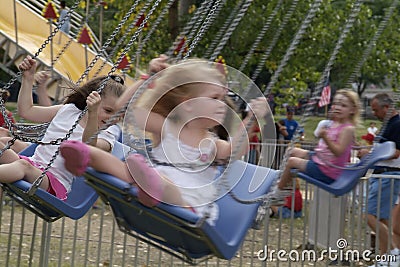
[84,143,279,264]
[0,143,99,222]
[297,141,396,196]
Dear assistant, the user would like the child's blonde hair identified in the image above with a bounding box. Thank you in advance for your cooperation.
[138,59,226,118]
[335,89,361,126]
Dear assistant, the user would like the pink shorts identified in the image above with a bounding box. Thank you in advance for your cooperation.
[19,156,68,201]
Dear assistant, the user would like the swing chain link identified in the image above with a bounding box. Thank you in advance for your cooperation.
[82,0,163,148]
[91,0,146,79]
[172,0,216,61]
[219,0,323,208]
[51,4,101,69]
[263,0,322,94]
[238,0,284,73]
[203,0,245,59]
[248,0,300,82]
[30,0,163,192]
[208,0,252,62]
[0,1,82,153]
[167,0,213,60]
[183,0,225,60]
[134,0,178,77]
[294,0,367,171]
[345,0,400,89]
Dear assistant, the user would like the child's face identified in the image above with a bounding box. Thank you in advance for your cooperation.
[331,94,354,121]
[97,95,119,128]
[187,83,228,127]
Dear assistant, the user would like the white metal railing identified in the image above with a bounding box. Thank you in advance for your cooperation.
[0,141,398,266]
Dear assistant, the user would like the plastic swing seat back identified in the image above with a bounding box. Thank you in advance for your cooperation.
[0,143,98,222]
[297,141,396,196]
[84,142,279,264]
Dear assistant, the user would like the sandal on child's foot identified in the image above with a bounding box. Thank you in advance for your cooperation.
[60,140,90,176]
[126,154,163,207]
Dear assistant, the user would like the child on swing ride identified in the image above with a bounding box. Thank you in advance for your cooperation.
[0,55,126,200]
[60,59,268,224]
[276,89,360,191]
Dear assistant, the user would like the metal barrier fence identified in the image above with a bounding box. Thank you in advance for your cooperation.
[0,140,398,266]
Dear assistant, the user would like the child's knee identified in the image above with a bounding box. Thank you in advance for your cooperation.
[287,157,298,167]
[0,138,8,146]
[17,159,34,170]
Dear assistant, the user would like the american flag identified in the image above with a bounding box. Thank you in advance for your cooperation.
[318,82,331,108]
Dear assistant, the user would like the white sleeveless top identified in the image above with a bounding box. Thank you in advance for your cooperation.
[151,120,220,225]
[30,104,118,192]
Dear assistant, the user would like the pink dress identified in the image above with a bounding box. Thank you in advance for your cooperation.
[312,123,353,179]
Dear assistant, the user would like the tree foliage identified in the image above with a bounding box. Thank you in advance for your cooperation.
[78,0,400,105]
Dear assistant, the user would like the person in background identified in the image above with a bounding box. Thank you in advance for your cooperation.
[283,108,298,141]
[273,119,288,169]
[368,122,378,136]
[358,93,400,267]
[248,123,261,164]
[270,178,303,219]
[276,119,288,142]
[58,1,71,35]
[361,133,374,146]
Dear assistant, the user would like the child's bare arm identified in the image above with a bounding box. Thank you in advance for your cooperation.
[17,56,61,122]
[320,125,355,156]
[82,91,102,147]
[216,97,268,160]
[34,71,52,107]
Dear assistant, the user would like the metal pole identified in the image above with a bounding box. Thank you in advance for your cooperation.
[13,0,19,45]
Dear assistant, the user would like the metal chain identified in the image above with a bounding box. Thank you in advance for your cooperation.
[0,2,96,144]
[50,4,102,68]
[0,0,81,138]
[74,0,143,86]
[247,0,300,84]
[208,0,253,62]
[171,0,215,61]
[28,0,163,195]
[91,0,150,78]
[345,0,400,145]
[238,0,284,73]
[166,0,213,59]
[345,0,399,89]
[85,0,175,145]
[203,0,245,59]
[1,3,98,140]
[291,0,370,171]
[263,0,322,94]
[121,0,322,207]
[216,0,324,205]
[183,0,226,60]
[134,0,178,68]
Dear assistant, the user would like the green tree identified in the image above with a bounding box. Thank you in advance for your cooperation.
[82,0,400,103]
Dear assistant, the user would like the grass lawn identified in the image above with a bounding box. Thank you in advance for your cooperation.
[274,114,380,144]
